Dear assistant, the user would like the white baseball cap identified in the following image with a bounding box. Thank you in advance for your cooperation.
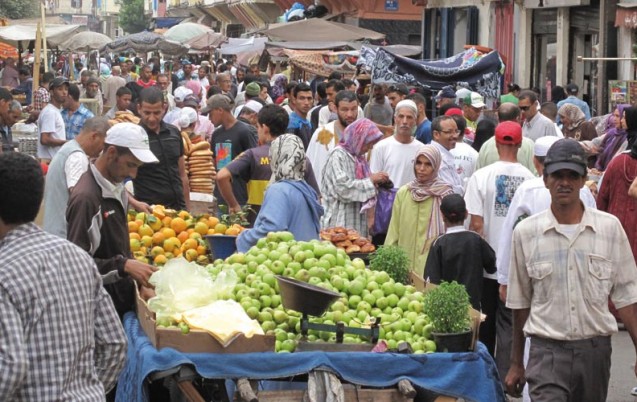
[534,135,560,157]
[105,123,159,164]
[173,86,193,103]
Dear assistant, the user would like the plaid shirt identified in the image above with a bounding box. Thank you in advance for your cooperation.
[32,86,50,113]
[0,223,127,400]
[61,105,95,140]
[320,147,376,237]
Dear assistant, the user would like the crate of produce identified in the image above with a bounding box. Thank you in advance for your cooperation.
[135,287,275,354]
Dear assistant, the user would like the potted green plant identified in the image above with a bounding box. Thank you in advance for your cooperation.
[369,245,410,284]
[422,281,473,352]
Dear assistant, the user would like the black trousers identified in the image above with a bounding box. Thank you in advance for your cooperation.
[495,298,512,383]
[479,278,499,356]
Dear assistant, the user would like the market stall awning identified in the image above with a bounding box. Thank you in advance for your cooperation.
[219,37,268,55]
[164,22,215,43]
[186,31,226,51]
[265,41,352,50]
[101,31,188,55]
[364,46,505,101]
[58,31,112,51]
[262,19,385,42]
[0,24,81,47]
[616,2,637,28]
[285,49,359,77]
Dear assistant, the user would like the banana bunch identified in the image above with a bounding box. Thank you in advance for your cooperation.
[182,133,216,194]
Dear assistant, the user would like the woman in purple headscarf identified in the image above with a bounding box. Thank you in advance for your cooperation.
[320,118,389,236]
[595,103,631,171]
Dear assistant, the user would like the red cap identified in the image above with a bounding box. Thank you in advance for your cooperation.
[495,121,522,145]
[444,108,463,116]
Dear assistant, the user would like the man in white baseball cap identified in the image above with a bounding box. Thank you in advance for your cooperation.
[66,122,159,320]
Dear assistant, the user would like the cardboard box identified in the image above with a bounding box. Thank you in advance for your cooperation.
[409,272,482,352]
[135,288,275,353]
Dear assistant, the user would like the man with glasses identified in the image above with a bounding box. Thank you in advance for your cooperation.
[431,115,464,195]
[518,90,558,141]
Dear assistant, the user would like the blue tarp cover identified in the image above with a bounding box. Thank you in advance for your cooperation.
[116,312,506,402]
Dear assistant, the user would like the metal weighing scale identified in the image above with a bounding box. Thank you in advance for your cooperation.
[276,275,380,352]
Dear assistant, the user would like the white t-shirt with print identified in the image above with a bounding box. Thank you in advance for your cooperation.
[369,136,424,188]
[451,142,479,189]
[464,161,535,279]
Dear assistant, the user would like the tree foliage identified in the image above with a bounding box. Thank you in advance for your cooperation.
[118,0,149,34]
[0,0,39,20]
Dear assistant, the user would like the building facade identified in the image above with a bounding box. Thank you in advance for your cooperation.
[45,0,122,38]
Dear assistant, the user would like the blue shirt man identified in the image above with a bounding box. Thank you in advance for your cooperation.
[556,83,591,121]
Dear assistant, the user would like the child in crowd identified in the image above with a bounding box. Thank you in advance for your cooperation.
[424,194,496,310]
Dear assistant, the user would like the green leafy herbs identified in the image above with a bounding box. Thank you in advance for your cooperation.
[369,245,410,284]
[218,205,255,227]
[422,281,471,334]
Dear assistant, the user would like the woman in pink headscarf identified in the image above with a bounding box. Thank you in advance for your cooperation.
[320,118,389,236]
[385,144,453,276]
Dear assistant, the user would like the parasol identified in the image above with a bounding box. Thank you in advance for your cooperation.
[164,22,216,43]
[59,31,112,51]
[101,31,188,55]
[186,31,226,51]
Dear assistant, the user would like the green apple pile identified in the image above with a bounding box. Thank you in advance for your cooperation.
[205,231,437,353]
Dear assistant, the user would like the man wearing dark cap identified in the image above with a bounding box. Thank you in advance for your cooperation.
[464,121,534,356]
[37,77,68,161]
[233,82,261,117]
[505,138,637,401]
[435,86,456,111]
[556,83,591,121]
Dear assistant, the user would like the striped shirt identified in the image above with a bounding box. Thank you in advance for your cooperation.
[507,207,637,340]
[0,223,127,400]
[62,105,95,140]
[320,147,376,237]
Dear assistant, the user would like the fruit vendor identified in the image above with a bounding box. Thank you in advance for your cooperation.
[134,87,190,210]
[237,134,323,252]
[0,152,127,399]
[320,118,389,237]
[66,123,159,317]
[216,104,319,225]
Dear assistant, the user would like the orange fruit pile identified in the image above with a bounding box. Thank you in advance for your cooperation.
[127,205,246,266]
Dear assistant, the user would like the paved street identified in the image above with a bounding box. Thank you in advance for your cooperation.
[609,328,636,402]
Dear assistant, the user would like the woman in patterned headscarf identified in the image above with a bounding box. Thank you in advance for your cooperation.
[384,145,453,276]
[237,134,323,252]
[320,118,390,237]
[559,103,597,141]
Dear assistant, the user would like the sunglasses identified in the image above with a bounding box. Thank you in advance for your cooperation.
[519,105,532,111]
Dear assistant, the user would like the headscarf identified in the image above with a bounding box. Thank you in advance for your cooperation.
[625,107,637,151]
[559,104,586,132]
[270,134,306,182]
[185,79,202,98]
[270,74,288,100]
[338,118,384,179]
[99,63,111,77]
[406,146,453,251]
[596,104,631,171]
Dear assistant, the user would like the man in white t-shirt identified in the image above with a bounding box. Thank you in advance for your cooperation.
[370,99,424,187]
[494,136,596,396]
[464,121,535,358]
[448,113,478,189]
[43,117,109,238]
[37,77,69,161]
[307,90,359,188]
